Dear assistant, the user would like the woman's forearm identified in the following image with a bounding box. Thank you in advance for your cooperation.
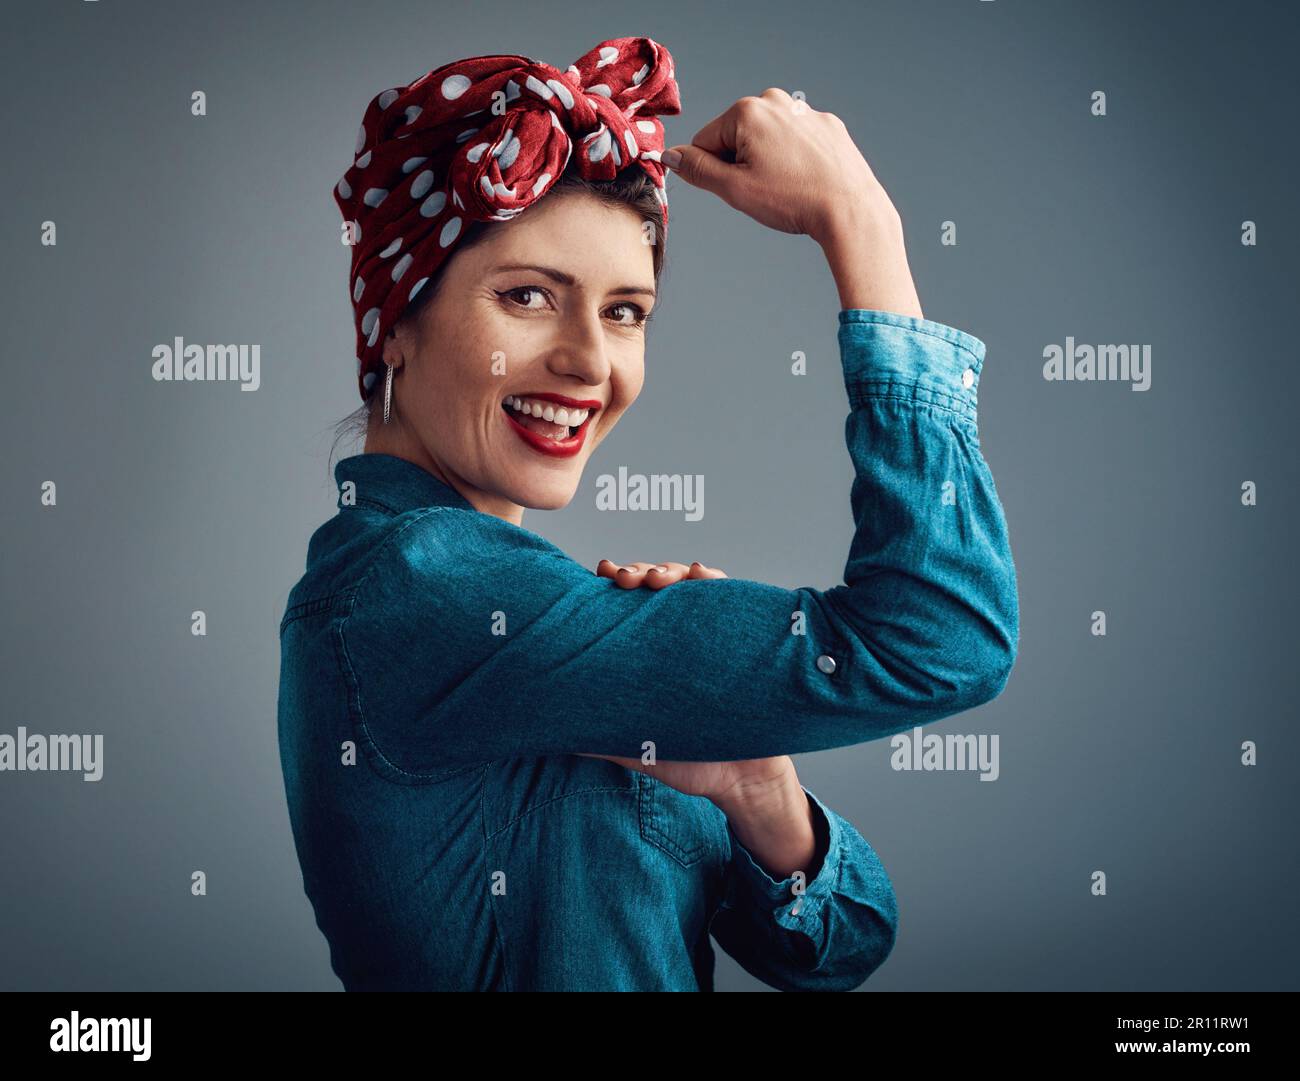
[819,207,924,319]
[712,764,820,882]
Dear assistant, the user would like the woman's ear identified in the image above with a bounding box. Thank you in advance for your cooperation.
[380,323,408,372]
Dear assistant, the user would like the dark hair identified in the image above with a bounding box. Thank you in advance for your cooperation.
[328,159,668,468]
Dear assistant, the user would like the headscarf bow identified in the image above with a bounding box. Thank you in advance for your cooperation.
[334,36,681,400]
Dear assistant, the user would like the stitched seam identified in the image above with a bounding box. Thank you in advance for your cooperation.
[846,385,977,422]
[839,316,983,362]
[484,785,638,841]
[354,495,401,515]
[478,765,513,992]
[279,593,343,634]
[334,507,475,783]
[337,508,439,778]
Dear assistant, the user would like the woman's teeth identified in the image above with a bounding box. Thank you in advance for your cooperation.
[504,395,590,440]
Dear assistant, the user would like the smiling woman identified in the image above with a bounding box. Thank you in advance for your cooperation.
[331,161,665,482]
[281,37,1019,993]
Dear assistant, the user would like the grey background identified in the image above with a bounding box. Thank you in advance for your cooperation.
[2,0,1296,991]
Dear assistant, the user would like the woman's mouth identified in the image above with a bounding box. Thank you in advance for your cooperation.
[501,394,599,459]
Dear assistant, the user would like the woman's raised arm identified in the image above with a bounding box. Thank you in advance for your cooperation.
[335,91,1019,770]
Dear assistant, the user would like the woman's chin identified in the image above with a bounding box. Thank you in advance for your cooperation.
[510,475,580,512]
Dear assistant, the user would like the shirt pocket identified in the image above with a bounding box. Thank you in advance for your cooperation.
[637,772,720,869]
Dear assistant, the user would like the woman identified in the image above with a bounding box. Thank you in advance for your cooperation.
[278,36,1019,991]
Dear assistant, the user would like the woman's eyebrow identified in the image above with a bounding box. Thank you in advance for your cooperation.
[490,262,656,300]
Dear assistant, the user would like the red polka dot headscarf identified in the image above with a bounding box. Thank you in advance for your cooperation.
[334,36,681,401]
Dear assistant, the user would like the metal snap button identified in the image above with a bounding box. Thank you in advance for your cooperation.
[816,654,837,675]
[961,367,975,389]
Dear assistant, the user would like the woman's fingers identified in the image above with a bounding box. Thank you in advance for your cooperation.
[687,562,728,580]
[596,559,726,589]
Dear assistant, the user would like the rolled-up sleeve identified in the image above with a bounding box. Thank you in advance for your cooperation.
[709,786,897,992]
[340,309,1019,769]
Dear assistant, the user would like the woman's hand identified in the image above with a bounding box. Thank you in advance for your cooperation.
[576,748,797,810]
[595,559,726,589]
[662,87,923,317]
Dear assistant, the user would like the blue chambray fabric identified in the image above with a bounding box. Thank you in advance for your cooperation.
[276,309,1019,991]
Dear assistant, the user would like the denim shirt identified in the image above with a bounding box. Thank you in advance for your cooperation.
[277,309,1019,991]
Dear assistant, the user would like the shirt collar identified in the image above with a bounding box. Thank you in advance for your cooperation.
[334,453,477,515]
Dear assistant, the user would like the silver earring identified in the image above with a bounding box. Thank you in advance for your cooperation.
[383,361,394,424]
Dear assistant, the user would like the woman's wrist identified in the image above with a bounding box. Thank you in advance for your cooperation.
[818,208,924,319]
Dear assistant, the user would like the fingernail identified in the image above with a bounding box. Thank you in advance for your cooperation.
[619,566,634,573]
[655,566,669,573]
[660,148,682,170]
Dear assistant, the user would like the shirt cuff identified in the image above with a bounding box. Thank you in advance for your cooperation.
[724,786,842,932]
[837,308,986,423]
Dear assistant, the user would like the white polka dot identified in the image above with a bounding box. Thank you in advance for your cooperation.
[363,370,379,392]
[355,124,366,154]
[356,150,372,169]
[404,105,423,125]
[363,187,388,207]
[409,169,435,198]
[641,149,661,162]
[466,142,490,164]
[378,88,399,110]
[441,74,471,100]
[391,253,413,281]
[455,127,479,144]
[586,129,612,162]
[494,132,521,169]
[587,84,612,98]
[626,99,646,114]
[636,120,656,134]
[597,46,619,67]
[524,75,553,100]
[530,172,552,197]
[451,188,464,209]
[401,156,428,175]
[361,307,381,336]
[409,277,428,301]
[439,217,462,247]
[624,131,638,159]
[337,177,352,199]
[420,191,447,218]
[353,276,365,302]
[367,320,381,348]
[480,176,494,198]
[504,78,521,102]
[378,237,402,258]
[547,79,574,109]
[632,64,648,86]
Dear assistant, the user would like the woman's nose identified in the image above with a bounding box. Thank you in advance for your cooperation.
[546,310,612,385]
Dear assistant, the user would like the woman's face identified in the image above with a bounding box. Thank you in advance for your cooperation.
[368,191,657,525]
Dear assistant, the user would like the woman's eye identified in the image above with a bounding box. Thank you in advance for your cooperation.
[504,286,547,310]
[608,302,649,327]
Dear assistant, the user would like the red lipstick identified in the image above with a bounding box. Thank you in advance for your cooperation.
[501,393,602,459]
